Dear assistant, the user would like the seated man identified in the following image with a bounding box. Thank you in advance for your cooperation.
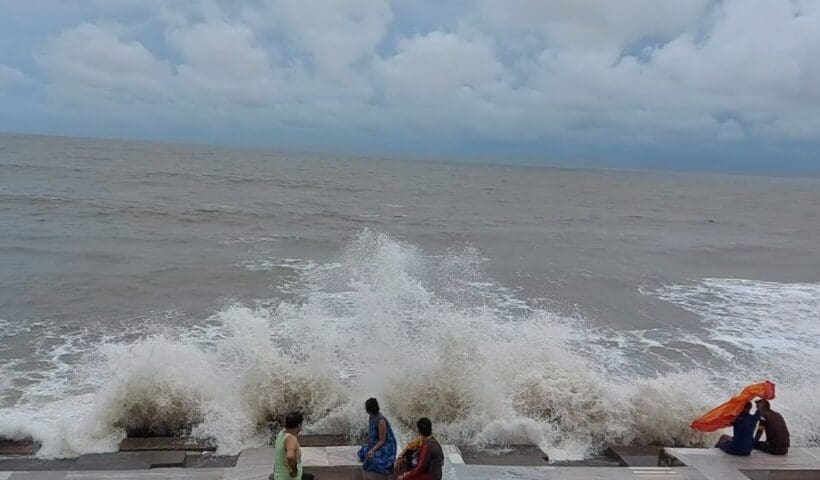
[754,399,790,455]
[271,411,315,480]
[714,401,760,456]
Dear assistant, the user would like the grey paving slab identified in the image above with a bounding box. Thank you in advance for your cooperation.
[158,467,228,479]
[227,465,269,480]
[0,457,76,471]
[233,449,272,469]
[0,473,11,480]
[300,447,328,467]
[665,447,820,470]
[449,465,708,479]
[64,472,171,479]
[75,451,186,470]
[8,472,67,480]
[662,448,820,480]
[450,464,556,479]
[628,467,709,479]
[324,446,359,466]
[65,469,230,480]
[183,453,237,469]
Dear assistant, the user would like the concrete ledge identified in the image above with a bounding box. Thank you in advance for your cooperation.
[119,437,216,452]
[298,435,348,447]
[662,448,820,480]
[0,457,76,472]
[74,451,186,470]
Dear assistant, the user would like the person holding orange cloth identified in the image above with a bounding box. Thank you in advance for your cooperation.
[714,401,760,456]
[691,381,775,432]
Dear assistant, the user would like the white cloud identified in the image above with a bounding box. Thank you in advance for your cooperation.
[475,0,713,48]
[168,20,277,106]
[0,65,29,89]
[37,22,172,99]
[23,0,820,154]
[269,0,392,80]
[376,32,503,99]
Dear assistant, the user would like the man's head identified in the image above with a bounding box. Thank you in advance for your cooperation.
[743,401,753,413]
[365,398,380,415]
[417,417,432,437]
[755,399,771,412]
[284,411,304,433]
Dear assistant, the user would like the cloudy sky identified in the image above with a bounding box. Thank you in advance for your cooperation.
[1,0,819,173]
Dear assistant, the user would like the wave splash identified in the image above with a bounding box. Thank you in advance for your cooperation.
[1,232,817,459]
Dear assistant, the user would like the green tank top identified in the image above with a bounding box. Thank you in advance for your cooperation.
[273,430,303,479]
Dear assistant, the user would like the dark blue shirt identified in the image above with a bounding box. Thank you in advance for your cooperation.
[723,412,760,456]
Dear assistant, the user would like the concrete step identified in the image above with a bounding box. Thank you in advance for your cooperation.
[606,446,663,466]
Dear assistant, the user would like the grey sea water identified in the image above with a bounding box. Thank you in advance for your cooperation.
[1,133,819,458]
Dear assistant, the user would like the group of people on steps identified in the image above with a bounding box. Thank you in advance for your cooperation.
[272,396,792,479]
[272,398,442,480]
[715,399,790,456]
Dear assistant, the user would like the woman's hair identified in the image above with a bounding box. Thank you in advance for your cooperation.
[365,397,380,414]
[417,417,433,437]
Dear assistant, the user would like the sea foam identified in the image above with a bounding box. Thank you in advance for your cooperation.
[0,232,817,459]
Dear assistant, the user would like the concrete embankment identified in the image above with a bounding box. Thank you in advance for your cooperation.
[2,436,819,479]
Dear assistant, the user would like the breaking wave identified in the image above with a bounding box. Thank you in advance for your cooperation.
[0,232,818,459]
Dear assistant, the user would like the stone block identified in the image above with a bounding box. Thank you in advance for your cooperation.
[457,445,549,466]
[0,439,39,456]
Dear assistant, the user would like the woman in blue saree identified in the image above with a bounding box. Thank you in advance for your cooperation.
[357,398,397,479]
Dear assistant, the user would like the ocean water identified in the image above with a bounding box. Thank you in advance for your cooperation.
[0,133,818,460]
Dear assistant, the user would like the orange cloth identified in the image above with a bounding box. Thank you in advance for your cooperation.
[690,381,776,432]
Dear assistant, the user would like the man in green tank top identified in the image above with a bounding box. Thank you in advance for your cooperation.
[271,411,315,480]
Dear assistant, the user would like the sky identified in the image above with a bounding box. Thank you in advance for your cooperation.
[1,0,819,174]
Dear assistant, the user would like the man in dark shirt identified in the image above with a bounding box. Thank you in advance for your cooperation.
[715,401,760,456]
[754,399,790,455]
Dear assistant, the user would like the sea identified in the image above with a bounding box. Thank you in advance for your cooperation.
[1,133,818,460]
